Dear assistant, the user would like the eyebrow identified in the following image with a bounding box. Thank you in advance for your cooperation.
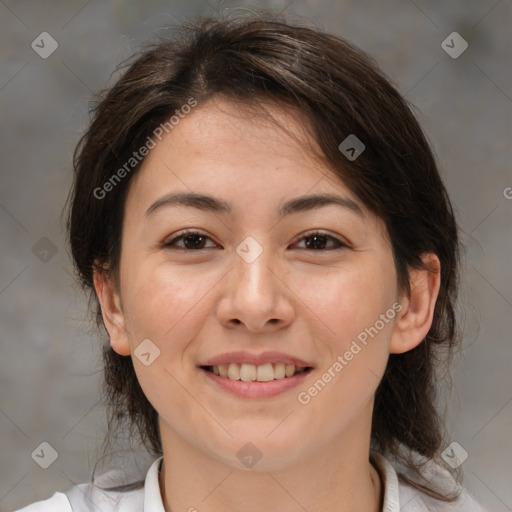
[144,191,364,218]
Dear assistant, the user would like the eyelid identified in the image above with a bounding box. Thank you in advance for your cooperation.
[291,230,349,250]
[162,228,218,249]
[162,229,349,251]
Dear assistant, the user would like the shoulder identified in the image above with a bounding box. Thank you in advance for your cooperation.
[12,455,163,512]
[398,482,487,511]
[13,484,144,512]
[13,492,71,512]
[371,448,487,512]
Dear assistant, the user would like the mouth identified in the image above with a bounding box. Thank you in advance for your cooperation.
[198,352,315,399]
[200,362,314,382]
[198,351,315,399]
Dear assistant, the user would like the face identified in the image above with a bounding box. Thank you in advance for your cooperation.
[96,96,427,471]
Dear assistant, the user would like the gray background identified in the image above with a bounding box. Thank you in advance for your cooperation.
[1,0,511,510]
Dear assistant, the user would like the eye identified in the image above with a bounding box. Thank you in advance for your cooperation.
[162,230,218,250]
[162,230,347,252]
[293,231,347,251]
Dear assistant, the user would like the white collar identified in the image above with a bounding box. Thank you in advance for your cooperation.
[57,446,482,511]
[143,456,166,512]
[141,450,487,511]
[143,451,401,512]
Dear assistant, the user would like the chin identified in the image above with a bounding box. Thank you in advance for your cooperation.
[211,430,312,472]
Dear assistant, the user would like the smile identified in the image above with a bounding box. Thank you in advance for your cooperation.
[199,364,314,399]
[202,363,312,381]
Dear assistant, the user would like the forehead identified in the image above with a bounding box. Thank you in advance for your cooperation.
[172,95,315,147]
[124,96,363,217]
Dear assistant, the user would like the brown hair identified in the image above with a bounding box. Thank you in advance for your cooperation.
[67,12,461,500]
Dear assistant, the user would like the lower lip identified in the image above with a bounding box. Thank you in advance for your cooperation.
[200,368,312,399]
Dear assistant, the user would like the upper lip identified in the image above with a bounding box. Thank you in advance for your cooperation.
[199,351,314,368]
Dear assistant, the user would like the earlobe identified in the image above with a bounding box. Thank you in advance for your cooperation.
[92,263,131,356]
[390,253,441,355]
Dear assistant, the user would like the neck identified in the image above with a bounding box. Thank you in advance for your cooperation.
[157,415,382,512]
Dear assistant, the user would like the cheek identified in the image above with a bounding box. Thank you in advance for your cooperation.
[121,264,215,433]
[303,261,398,346]
[298,261,397,406]
[121,262,213,343]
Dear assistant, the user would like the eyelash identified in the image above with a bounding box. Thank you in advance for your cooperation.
[162,229,348,251]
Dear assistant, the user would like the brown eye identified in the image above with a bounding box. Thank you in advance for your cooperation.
[294,232,346,251]
[163,231,217,250]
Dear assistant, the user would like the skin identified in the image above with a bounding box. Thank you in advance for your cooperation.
[94,96,441,512]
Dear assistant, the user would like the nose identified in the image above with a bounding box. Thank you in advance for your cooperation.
[215,239,295,332]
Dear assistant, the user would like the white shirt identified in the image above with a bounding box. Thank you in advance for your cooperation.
[14,450,486,512]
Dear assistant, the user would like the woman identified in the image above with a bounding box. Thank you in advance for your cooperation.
[16,13,486,512]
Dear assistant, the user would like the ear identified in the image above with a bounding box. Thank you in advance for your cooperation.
[92,262,131,356]
[390,253,441,354]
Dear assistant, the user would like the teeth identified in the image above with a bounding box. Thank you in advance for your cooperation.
[209,363,307,381]
[227,363,240,380]
[285,364,295,377]
[240,363,257,382]
[256,363,274,382]
[274,363,286,379]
